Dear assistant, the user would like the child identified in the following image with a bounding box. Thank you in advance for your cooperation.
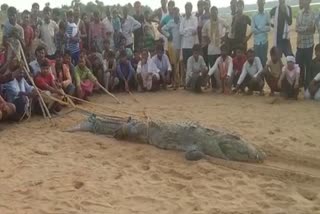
[116,38,133,60]
[232,46,247,88]
[137,49,160,92]
[55,51,76,96]
[186,44,208,93]
[152,45,172,89]
[74,56,99,100]
[234,49,265,95]
[103,51,118,91]
[263,47,283,96]
[34,60,63,114]
[208,45,233,94]
[116,51,135,92]
[278,56,300,100]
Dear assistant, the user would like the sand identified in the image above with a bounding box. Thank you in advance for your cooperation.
[0,90,319,214]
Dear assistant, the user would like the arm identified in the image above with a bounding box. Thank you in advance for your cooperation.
[284,6,293,26]
[86,68,98,82]
[227,58,234,77]
[187,57,193,75]
[165,55,172,72]
[254,58,264,77]
[131,17,142,32]
[278,67,286,88]
[296,13,307,33]
[74,68,81,87]
[137,61,142,74]
[294,66,300,88]
[128,62,134,81]
[116,64,126,81]
[251,15,260,35]
[62,65,72,87]
[201,22,210,43]
[208,58,219,76]
[237,63,248,86]
[262,14,271,33]
[161,22,171,38]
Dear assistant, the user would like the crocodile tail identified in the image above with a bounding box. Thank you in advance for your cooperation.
[65,120,94,133]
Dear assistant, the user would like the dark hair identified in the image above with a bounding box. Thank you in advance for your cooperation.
[59,21,66,30]
[197,0,204,7]
[119,50,127,58]
[247,48,255,55]
[270,46,279,56]
[108,51,115,58]
[235,45,245,52]
[35,45,46,54]
[237,0,244,7]
[43,6,52,13]
[168,1,175,7]
[134,1,141,7]
[7,7,17,15]
[185,2,193,8]
[141,48,149,54]
[22,10,31,16]
[315,44,320,52]
[32,3,40,8]
[192,44,202,52]
[220,44,228,52]
[66,10,73,17]
[40,60,50,68]
[210,6,218,13]
[64,50,72,57]
[81,12,88,20]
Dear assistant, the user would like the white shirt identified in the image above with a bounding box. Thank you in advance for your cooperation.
[102,17,114,33]
[282,64,300,85]
[40,20,58,55]
[208,56,233,77]
[4,78,34,103]
[121,16,142,46]
[202,18,229,55]
[29,60,41,76]
[237,57,263,85]
[314,72,320,81]
[137,58,159,75]
[180,15,199,49]
[152,54,172,73]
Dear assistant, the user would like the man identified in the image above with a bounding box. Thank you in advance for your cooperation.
[296,0,315,89]
[121,7,142,50]
[252,0,271,67]
[30,46,55,77]
[180,2,198,86]
[152,45,172,89]
[89,11,106,53]
[232,0,251,52]
[270,0,293,57]
[40,7,59,59]
[102,8,114,49]
[21,10,34,57]
[225,0,238,55]
[74,6,87,50]
[234,49,265,95]
[151,0,169,22]
[66,10,81,65]
[2,7,24,45]
[133,1,145,51]
[159,1,175,28]
[199,0,211,62]
[30,3,42,31]
[137,49,160,92]
[161,7,182,89]
[305,72,320,101]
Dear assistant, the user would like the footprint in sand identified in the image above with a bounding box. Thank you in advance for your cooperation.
[73,181,84,189]
[297,188,318,201]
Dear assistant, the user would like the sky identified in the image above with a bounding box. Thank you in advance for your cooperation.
[7,0,273,12]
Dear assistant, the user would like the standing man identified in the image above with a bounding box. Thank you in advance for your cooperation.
[2,7,24,45]
[74,7,87,50]
[66,10,81,65]
[151,0,169,22]
[40,7,58,59]
[233,0,251,52]
[133,1,145,51]
[121,7,142,51]
[88,11,106,53]
[225,0,238,55]
[252,0,271,67]
[102,8,114,49]
[270,0,293,57]
[21,10,34,60]
[30,3,42,31]
[180,2,198,86]
[296,0,315,89]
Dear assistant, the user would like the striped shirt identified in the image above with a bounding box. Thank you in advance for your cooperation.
[66,22,80,54]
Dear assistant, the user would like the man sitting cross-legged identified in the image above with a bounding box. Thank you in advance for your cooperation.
[234,48,265,95]
[152,44,172,89]
[137,49,161,92]
[186,44,208,93]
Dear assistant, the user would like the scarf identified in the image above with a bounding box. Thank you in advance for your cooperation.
[273,5,290,46]
[210,17,220,48]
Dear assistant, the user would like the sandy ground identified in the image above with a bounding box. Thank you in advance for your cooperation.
[0,90,320,214]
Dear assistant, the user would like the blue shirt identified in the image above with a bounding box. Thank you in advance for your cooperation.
[116,61,134,81]
[3,78,34,103]
[251,11,271,45]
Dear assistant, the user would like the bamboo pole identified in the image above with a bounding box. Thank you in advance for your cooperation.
[17,42,52,120]
[96,82,121,104]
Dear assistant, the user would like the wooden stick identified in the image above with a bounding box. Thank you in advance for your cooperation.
[17,42,52,120]
[64,94,144,118]
[128,91,140,103]
[96,82,121,104]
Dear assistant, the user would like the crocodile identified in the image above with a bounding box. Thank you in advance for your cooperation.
[66,115,266,162]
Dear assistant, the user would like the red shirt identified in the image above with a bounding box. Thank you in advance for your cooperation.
[35,73,55,90]
[233,55,247,75]
[23,24,34,48]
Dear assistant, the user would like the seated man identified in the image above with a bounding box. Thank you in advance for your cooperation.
[232,46,247,88]
[186,44,208,93]
[152,45,172,89]
[3,58,37,121]
[34,60,63,114]
[234,49,265,95]
[137,49,160,92]
[116,37,133,60]
[0,95,16,121]
[278,56,300,100]
[116,50,135,92]
[208,45,233,94]
[305,72,320,101]
[55,51,76,96]
[263,47,283,96]
[29,45,56,77]
[103,51,119,91]
[74,56,99,100]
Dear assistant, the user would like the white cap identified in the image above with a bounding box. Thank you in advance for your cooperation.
[286,56,296,63]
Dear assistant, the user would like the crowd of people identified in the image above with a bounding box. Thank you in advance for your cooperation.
[0,0,320,121]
